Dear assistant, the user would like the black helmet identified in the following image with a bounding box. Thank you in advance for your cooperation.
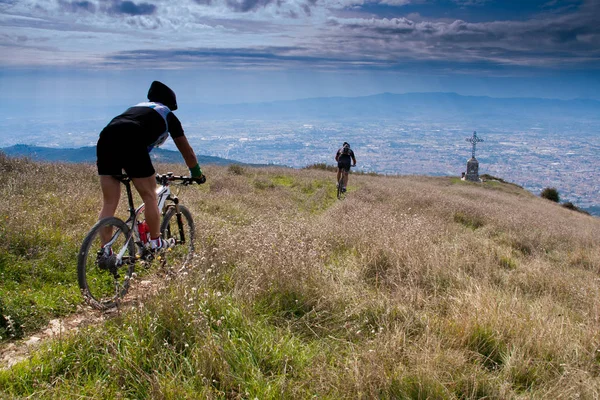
[343,142,350,148]
[148,81,177,111]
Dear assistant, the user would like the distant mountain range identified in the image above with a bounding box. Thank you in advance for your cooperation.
[4,92,599,128]
[187,92,600,121]
[0,144,250,166]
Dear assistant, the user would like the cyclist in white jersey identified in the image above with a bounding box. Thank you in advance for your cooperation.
[96,81,204,251]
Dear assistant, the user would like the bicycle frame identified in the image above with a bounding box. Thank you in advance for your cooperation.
[104,174,183,264]
[337,165,354,199]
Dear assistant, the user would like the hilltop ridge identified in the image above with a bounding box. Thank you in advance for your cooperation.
[1,155,599,398]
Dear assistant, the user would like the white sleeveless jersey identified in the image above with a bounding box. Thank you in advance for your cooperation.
[135,102,171,150]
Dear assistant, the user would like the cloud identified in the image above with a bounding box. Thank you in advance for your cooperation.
[58,1,96,13]
[107,46,308,65]
[103,46,379,70]
[224,0,275,12]
[108,0,157,16]
[2,0,599,72]
[322,2,600,69]
[191,0,318,15]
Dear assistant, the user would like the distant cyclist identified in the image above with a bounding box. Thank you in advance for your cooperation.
[335,142,357,192]
[96,81,204,252]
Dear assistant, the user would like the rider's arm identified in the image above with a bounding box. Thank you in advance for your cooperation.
[351,154,357,166]
[173,135,201,174]
[335,150,340,162]
[168,113,202,177]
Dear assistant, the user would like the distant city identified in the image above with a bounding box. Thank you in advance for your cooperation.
[184,119,599,215]
[1,93,598,216]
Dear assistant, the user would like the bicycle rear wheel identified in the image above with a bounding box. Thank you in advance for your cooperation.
[160,205,195,263]
[77,217,136,310]
[337,176,344,199]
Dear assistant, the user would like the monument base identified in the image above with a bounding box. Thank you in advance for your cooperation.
[465,157,480,182]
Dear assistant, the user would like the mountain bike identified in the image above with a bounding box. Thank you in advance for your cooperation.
[337,165,355,199]
[77,173,204,310]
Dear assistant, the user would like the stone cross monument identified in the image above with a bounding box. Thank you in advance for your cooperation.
[464,131,484,182]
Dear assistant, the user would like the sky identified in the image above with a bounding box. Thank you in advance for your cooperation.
[1,0,600,107]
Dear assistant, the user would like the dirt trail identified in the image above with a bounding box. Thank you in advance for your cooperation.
[0,278,164,370]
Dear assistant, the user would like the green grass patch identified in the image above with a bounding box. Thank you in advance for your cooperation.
[0,239,80,340]
[271,175,295,187]
[254,289,315,321]
[298,179,329,195]
[297,181,339,214]
[497,255,518,270]
[253,177,276,190]
[227,164,245,175]
[453,211,485,230]
[0,286,319,399]
[467,325,508,370]
[303,163,337,172]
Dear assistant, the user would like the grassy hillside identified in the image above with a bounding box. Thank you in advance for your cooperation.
[1,153,599,398]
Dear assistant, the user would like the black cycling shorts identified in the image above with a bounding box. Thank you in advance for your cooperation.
[338,161,351,172]
[96,123,155,178]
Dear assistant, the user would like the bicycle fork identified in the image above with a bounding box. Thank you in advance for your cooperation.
[169,195,187,245]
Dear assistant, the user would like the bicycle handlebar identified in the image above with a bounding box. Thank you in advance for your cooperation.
[155,173,206,186]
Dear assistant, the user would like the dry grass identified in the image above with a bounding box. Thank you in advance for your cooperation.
[1,153,600,398]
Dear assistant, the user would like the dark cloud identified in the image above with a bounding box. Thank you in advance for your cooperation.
[192,0,316,14]
[58,0,96,13]
[105,44,568,75]
[323,0,600,69]
[301,3,312,16]
[109,0,157,15]
[192,0,278,12]
[225,0,277,12]
[104,46,374,69]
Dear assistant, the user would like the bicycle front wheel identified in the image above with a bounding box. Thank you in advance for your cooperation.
[77,217,136,310]
[160,205,195,262]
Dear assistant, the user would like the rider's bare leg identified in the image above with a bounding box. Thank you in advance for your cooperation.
[132,175,161,239]
[343,170,349,188]
[336,168,342,186]
[99,175,121,244]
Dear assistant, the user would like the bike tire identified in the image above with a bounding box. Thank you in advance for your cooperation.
[160,205,195,261]
[77,217,136,310]
[337,177,344,199]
